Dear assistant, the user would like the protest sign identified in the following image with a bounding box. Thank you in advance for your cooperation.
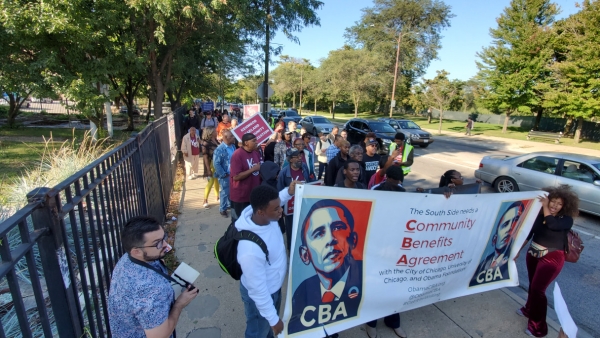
[284,181,322,215]
[201,101,214,112]
[282,185,542,337]
[231,113,273,145]
[244,104,261,119]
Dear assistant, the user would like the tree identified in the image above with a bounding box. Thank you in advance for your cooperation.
[0,13,53,127]
[319,54,348,120]
[539,0,600,143]
[420,70,460,134]
[476,0,558,133]
[324,47,383,117]
[346,0,454,117]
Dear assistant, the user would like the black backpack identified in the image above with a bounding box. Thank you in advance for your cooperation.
[214,222,270,280]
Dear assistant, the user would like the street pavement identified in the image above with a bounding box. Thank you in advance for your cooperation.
[174,130,598,338]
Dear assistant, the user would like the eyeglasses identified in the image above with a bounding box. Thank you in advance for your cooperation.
[137,233,168,250]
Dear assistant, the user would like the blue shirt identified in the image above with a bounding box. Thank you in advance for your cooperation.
[213,142,236,179]
[326,144,340,163]
[108,254,174,337]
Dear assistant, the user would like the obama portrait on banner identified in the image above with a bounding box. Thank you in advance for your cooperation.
[288,199,372,335]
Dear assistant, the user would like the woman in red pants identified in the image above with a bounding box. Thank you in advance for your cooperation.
[515,185,579,337]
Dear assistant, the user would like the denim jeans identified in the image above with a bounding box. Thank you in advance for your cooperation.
[218,178,230,212]
[240,282,281,338]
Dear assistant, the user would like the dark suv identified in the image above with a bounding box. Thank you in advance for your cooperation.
[378,118,434,148]
[343,118,397,153]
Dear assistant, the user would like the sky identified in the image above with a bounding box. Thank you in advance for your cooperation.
[270,0,581,81]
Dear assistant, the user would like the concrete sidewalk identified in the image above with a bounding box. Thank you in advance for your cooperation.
[420,127,600,157]
[173,157,582,338]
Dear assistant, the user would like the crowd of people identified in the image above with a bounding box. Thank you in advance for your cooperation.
[107,109,579,338]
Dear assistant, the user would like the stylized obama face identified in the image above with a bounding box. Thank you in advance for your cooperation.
[300,203,357,274]
[493,203,523,252]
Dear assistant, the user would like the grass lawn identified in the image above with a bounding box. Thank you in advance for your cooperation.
[0,127,141,181]
[303,110,600,151]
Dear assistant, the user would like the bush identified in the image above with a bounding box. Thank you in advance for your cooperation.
[0,105,8,118]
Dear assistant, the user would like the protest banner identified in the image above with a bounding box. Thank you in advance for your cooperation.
[201,101,214,112]
[231,113,273,145]
[281,185,542,337]
[244,104,261,119]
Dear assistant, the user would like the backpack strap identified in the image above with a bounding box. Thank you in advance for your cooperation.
[236,230,270,265]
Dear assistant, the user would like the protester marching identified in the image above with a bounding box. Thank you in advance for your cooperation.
[109,108,583,338]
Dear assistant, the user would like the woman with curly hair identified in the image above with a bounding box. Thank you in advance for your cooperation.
[201,127,220,209]
[515,184,579,337]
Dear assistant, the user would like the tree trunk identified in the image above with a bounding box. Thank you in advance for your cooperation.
[533,108,543,131]
[153,82,165,119]
[292,92,296,109]
[353,95,359,118]
[563,115,573,135]
[574,116,583,143]
[314,98,317,115]
[331,100,336,120]
[437,107,443,134]
[502,112,511,133]
[146,98,152,123]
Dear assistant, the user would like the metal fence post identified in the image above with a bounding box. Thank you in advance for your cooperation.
[132,132,149,215]
[27,187,83,338]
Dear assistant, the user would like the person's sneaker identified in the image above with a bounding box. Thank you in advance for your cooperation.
[516,308,526,317]
[203,202,209,209]
[393,326,407,338]
[220,210,228,218]
[365,324,377,338]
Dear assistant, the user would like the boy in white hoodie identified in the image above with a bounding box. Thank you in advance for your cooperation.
[236,182,299,338]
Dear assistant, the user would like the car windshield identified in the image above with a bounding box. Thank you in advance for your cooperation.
[369,122,396,133]
[285,111,299,116]
[397,121,421,129]
[313,117,330,124]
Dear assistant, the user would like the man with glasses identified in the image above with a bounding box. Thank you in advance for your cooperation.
[109,216,198,338]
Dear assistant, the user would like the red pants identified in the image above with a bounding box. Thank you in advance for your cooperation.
[520,250,565,337]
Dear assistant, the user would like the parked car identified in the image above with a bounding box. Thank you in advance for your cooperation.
[279,109,302,124]
[299,116,336,135]
[378,118,434,148]
[343,118,397,154]
[120,105,141,115]
[267,109,280,120]
[475,152,600,216]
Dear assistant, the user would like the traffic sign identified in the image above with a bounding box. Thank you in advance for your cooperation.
[256,83,274,99]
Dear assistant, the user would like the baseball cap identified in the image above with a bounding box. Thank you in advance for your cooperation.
[286,148,300,158]
[285,130,293,134]
[367,138,378,145]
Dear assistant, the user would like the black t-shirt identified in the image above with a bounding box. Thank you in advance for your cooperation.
[363,153,380,185]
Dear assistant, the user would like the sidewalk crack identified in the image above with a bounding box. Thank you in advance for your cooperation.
[432,303,473,337]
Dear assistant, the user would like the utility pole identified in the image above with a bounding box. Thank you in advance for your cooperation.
[262,1,270,120]
[390,31,403,118]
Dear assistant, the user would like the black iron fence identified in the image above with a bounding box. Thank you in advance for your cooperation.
[0,107,185,337]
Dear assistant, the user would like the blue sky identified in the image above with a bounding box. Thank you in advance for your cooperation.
[271,0,581,81]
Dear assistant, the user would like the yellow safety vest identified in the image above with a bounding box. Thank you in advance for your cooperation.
[388,142,413,175]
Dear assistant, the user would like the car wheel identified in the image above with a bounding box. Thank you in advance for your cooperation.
[419,144,429,148]
[312,128,317,135]
[494,176,519,193]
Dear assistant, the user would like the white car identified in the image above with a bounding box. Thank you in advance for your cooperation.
[475,152,600,216]
[299,116,336,135]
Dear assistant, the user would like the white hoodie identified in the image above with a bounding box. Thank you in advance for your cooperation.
[236,188,292,326]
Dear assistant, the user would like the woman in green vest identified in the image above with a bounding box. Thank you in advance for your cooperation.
[387,133,414,176]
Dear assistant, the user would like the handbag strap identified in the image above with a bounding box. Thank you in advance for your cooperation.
[128,255,188,288]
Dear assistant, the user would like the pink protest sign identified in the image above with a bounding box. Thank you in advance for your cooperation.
[231,113,274,145]
[243,104,261,119]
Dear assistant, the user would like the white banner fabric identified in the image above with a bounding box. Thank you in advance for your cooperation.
[281,185,542,337]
